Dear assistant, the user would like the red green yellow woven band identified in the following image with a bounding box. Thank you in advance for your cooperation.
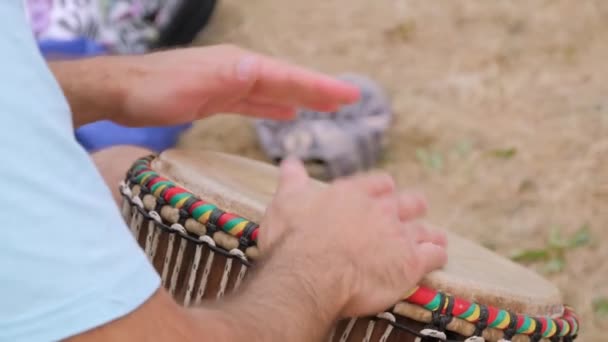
[405,286,578,338]
[125,155,580,340]
[128,155,259,246]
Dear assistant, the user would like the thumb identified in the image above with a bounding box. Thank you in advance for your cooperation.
[277,157,309,194]
[258,157,308,253]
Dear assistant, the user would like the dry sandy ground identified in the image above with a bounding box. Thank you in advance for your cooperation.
[177,1,607,340]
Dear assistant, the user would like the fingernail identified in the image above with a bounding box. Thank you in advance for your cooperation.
[237,55,258,81]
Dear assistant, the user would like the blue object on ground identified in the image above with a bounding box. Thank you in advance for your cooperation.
[75,121,192,153]
[38,37,192,153]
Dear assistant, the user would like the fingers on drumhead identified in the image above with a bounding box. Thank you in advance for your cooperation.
[403,221,446,247]
[416,242,448,273]
[397,192,427,221]
[428,229,448,248]
[341,172,396,196]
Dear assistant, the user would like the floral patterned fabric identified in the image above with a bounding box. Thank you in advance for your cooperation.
[25,0,182,54]
[23,0,197,153]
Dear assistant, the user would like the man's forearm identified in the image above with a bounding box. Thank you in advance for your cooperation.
[67,251,345,341]
[49,57,128,128]
[196,253,342,342]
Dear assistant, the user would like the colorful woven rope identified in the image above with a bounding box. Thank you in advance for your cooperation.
[126,155,580,340]
[128,156,259,244]
[404,286,578,338]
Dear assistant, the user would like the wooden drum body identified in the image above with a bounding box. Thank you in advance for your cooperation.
[120,149,579,342]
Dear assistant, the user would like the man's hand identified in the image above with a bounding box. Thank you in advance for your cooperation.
[259,158,448,319]
[50,44,360,128]
[66,159,447,342]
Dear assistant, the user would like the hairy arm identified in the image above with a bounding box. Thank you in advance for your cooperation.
[48,57,127,128]
[66,246,344,342]
[48,45,360,129]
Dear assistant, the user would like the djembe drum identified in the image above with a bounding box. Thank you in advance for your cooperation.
[120,149,579,342]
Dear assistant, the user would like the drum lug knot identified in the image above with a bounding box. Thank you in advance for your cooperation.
[415,292,452,342]
[530,317,543,342]
[464,337,485,342]
[238,222,259,249]
[431,293,454,332]
[119,180,132,197]
[499,311,517,342]
[170,223,187,234]
[414,328,447,342]
[206,208,223,235]
[471,304,489,338]
[149,210,162,223]
[133,195,144,209]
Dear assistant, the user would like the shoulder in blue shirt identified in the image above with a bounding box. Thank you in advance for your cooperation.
[0,2,160,341]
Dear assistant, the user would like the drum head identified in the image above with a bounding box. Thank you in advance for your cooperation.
[151,149,563,317]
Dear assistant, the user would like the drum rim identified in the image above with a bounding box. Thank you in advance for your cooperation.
[122,154,580,341]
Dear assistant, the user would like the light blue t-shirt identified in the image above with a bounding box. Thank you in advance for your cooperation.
[0,2,161,341]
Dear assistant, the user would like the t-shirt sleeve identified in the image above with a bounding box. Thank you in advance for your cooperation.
[0,2,160,341]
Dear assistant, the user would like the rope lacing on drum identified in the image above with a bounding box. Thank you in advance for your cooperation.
[133,194,144,209]
[178,196,199,225]
[170,223,187,234]
[206,208,224,235]
[437,294,455,331]
[239,221,259,249]
[229,248,247,262]
[375,312,396,342]
[415,329,447,342]
[119,180,132,197]
[149,210,162,223]
[372,312,462,342]
[121,182,253,267]
[153,192,166,213]
[497,311,518,342]
[549,335,561,342]
[199,234,215,246]
[530,317,543,342]
[414,292,453,342]
[464,304,489,341]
